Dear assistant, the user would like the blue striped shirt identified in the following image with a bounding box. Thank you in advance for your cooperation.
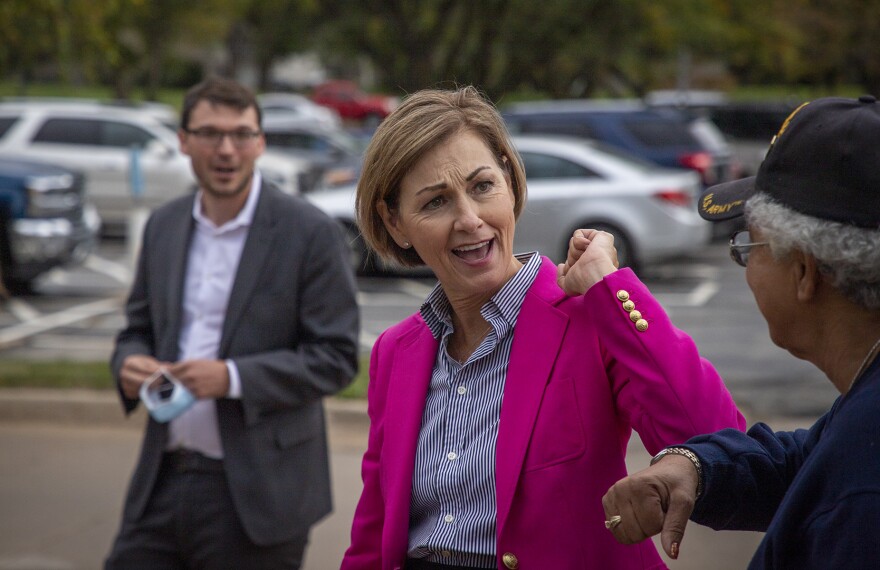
[407,252,542,568]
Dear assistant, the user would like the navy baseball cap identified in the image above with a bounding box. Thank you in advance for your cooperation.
[699,95,880,228]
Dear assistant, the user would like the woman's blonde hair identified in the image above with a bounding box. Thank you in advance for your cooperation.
[356,86,527,267]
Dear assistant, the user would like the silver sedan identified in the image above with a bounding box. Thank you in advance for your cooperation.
[307,134,710,273]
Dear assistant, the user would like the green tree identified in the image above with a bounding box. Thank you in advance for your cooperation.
[242,0,323,90]
[0,0,67,88]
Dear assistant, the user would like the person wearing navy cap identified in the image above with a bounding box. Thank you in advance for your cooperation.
[600,95,880,569]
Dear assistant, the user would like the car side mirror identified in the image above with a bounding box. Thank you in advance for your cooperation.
[144,139,175,159]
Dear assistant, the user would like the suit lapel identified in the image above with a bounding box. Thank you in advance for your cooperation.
[220,184,276,356]
[164,199,195,360]
[495,259,568,530]
[383,323,438,551]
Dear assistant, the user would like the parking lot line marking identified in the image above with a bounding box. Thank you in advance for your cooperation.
[655,281,720,308]
[84,254,133,284]
[687,281,721,306]
[0,298,122,349]
[646,263,719,281]
[5,298,42,322]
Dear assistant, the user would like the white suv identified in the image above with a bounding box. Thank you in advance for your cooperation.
[0,99,311,232]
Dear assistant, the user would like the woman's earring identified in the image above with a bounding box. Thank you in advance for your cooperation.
[403,241,411,248]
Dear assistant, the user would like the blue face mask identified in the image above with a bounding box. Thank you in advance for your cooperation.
[139,369,196,423]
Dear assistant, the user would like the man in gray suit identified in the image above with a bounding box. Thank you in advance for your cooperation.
[104,77,359,569]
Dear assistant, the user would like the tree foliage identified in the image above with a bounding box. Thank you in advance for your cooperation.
[1,0,878,100]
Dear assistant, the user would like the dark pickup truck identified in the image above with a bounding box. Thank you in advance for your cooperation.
[0,156,100,293]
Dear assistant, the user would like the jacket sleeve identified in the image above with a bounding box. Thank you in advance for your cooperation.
[235,214,359,424]
[582,268,746,453]
[341,333,388,569]
[686,418,823,532]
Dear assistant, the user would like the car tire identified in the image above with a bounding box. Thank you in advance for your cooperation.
[564,222,639,274]
[2,275,34,296]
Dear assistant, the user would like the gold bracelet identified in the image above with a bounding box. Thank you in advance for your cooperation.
[651,447,704,498]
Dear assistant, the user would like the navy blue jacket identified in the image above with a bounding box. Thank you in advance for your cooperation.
[683,356,880,568]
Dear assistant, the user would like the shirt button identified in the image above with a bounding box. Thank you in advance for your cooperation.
[444,514,454,523]
[457,386,467,395]
[447,451,458,461]
[441,551,452,558]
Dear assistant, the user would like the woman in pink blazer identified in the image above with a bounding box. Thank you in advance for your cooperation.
[342,86,745,570]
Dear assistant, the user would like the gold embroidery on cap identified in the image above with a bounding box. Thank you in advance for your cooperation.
[775,101,810,138]
[702,192,743,215]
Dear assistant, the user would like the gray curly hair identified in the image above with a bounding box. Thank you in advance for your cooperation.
[746,193,880,310]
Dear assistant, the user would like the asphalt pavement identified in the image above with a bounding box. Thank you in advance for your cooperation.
[0,238,839,568]
[0,389,817,570]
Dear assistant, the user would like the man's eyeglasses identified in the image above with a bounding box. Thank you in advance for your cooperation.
[184,127,261,148]
[729,230,769,267]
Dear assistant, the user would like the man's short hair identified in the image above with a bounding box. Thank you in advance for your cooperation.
[180,76,262,130]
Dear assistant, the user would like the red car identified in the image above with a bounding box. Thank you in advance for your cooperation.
[310,80,397,126]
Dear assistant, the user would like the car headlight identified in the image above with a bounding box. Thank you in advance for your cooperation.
[25,174,82,217]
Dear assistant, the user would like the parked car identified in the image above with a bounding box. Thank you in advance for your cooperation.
[502,99,735,188]
[645,90,798,177]
[0,99,311,233]
[310,80,398,126]
[306,135,710,274]
[701,102,797,177]
[262,115,365,191]
[0,155,100,293]
[258,92,342,129]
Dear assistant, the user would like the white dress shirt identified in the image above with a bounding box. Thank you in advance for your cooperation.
[166,172,261,458]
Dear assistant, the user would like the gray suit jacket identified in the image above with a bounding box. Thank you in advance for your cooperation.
[111,182,359,546]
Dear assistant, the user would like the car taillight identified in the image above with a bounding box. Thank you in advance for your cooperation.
[678,151,714,184]
[653,189,692,208]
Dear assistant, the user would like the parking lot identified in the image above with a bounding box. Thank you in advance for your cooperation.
[0,234,839,570]
[1,234,837,420]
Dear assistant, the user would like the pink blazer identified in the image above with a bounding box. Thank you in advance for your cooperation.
[342,258,745,570]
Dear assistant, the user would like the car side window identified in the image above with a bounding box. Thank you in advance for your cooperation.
[0,116,20,138]
[33,118,101,145]
[31,117,154,148]
[265,131,317,151]
[101,121,155,149]
[621,117,697,147]
[520,151,599,179]
[513,117,600,140]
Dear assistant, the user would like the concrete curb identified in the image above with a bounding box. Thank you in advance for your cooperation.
[0,388,369,431]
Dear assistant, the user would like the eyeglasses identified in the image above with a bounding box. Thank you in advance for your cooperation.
[729,230,769,267]
[184,127,261,148]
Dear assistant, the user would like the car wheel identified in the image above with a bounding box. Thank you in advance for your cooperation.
[564,223,639,273]
[2,276,34,296]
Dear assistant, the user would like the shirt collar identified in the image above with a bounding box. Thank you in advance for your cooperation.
[192,170,262,233]
[420,251,541,340]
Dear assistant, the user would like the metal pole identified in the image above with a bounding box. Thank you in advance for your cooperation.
[127,146,149,269]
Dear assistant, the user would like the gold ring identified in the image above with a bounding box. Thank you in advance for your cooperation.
[604,515,622,529]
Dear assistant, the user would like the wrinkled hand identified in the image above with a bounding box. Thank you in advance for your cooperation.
[556,229,619,295]
[168,359,230,399]
[602,454,698,560]
[119,355,169,399]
